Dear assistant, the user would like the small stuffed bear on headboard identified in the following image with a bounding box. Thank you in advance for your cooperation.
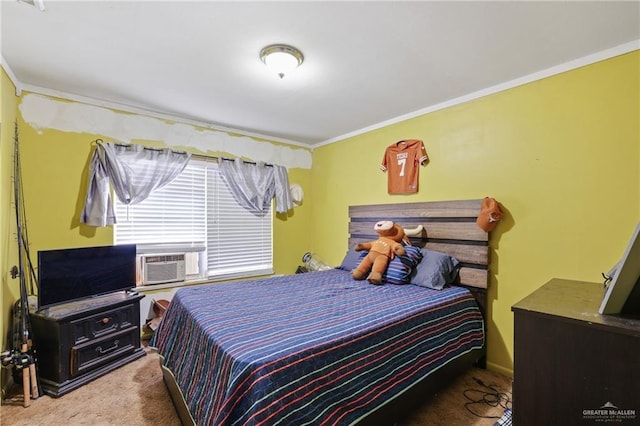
[351,221,409,285]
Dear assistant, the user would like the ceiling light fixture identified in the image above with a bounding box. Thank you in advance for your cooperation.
[260,44,304,79]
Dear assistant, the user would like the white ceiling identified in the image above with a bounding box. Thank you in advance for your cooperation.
[2,1,639,146]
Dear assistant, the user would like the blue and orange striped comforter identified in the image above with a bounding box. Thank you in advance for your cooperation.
[151,269,485,425]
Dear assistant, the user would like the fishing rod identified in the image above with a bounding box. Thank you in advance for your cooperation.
[0,121,40,407]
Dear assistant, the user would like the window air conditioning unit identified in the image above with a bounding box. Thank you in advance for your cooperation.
[141,254,186,285]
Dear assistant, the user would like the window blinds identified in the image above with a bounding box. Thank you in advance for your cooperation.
[207,165,273,278]
[114,158,273,279]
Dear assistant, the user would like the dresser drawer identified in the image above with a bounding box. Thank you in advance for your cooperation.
[69,326,138,377]
[70,303,137,344]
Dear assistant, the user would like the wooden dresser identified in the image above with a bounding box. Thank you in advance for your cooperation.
[512,278,640,425]
[30,292,145,397]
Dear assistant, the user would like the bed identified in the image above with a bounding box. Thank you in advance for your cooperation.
[151,199,492,425]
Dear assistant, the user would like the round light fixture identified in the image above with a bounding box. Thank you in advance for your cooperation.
[260,44,304,79]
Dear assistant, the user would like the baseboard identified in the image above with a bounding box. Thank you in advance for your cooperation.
[486,360,513,378]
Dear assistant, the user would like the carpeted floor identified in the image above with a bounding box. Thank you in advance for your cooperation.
[1,347,512,425]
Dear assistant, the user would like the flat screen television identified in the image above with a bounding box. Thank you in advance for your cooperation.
[38,244,137,310]
[599,222,640,315]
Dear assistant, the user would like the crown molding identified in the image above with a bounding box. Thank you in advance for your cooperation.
[313,39,640,149]
[1,56,23,96]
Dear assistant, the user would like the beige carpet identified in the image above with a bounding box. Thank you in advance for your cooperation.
[1,348,511,425]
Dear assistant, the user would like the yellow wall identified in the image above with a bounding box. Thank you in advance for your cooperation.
[0,92,313,364]
[311,51,640,375]
[12,104,312,274]
[274,167,313,272]
[14,122,312,276]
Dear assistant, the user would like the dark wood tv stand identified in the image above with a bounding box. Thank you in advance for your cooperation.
[30,291,145,397]
[512,279,640,425]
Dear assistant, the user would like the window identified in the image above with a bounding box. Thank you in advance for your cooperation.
[114,158,273,281]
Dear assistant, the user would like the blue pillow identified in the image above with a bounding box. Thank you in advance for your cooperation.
[410,249,460,290]
[402,245,423,265]
[339,245,423,285]
[384,246,423,285]
[338,247,367,271]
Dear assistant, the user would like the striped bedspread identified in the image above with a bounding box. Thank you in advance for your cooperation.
[151,269,485,426]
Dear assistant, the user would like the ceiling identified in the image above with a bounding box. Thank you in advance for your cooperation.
[2,1,639,146]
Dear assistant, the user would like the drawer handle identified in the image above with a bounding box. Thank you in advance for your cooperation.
[95,340,120,355]
[102,317,110,324]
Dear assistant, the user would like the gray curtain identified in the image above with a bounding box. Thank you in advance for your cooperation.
[218,158,293,215]
[81,141,191,226]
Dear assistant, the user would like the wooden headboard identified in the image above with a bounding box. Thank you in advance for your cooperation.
[348,199,490,292]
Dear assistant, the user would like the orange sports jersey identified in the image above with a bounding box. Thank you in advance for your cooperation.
[380,139,428,194]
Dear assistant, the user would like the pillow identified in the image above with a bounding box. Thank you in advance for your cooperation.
[402,245,423,265]
[410,249,461,290]
[384,246,423,285]
[337,247,367,271]
[338,245,423,285]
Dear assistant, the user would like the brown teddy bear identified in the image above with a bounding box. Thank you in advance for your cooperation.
[351,221,409,285]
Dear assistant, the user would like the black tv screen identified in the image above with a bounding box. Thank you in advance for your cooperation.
[38,244,137,309]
